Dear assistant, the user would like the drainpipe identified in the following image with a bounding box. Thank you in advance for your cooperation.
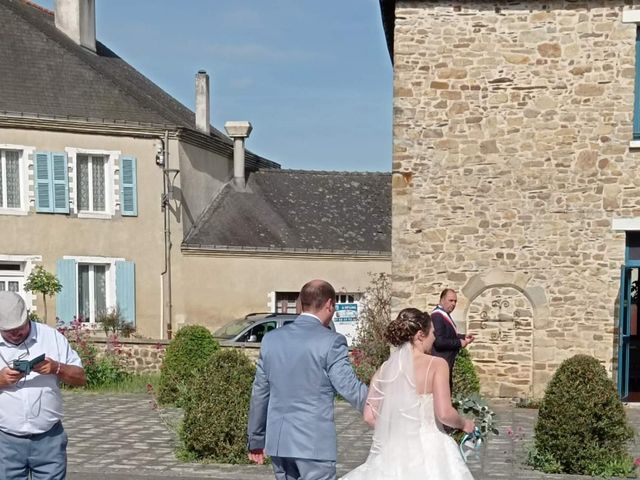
[224,121,252,188]
[159,130,174,340]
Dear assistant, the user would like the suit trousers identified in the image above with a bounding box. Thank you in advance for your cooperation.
[271,456,337,480]
[0,421,67,480]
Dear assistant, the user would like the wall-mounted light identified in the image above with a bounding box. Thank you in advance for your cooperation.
[155,141,165,166]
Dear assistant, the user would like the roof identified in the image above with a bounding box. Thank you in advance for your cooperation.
[0,0,278,170]
[379,0,395,60]
[183,170,391,254]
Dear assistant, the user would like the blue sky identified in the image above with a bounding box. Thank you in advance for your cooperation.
[37,1,393,172]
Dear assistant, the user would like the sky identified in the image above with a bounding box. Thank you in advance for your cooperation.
[37,0,393,172]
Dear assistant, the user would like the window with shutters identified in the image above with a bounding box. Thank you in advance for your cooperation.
[56,256,136,326]
[0,146,31,215]
[66,148,118,218]
[77,154,106,213]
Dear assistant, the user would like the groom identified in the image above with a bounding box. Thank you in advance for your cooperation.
[247,279,368,480]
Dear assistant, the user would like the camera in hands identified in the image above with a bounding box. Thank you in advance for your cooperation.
[12,353,45,375]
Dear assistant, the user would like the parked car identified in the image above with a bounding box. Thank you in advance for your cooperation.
[213,313,298,346]
[212,312,336,346]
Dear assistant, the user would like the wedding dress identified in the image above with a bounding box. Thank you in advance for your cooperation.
[341,343,474,480]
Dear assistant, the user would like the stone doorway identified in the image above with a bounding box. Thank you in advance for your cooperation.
[466,286,533,398]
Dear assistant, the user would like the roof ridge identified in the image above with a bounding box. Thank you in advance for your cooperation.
[21,0,52,16]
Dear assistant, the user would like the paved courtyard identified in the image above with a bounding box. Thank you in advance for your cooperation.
[64,392,640,480]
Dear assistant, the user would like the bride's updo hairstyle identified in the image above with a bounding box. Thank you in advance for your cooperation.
[384,308,431,347]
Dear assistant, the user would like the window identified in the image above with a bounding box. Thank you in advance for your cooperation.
[0,262,24,295]
[0,150,21,209]
[56,257,136,326]
[275,292,299,313]
[239,321,277,342]
[77,154,106,212]
[77,264,108,323]
[274,291,361,313]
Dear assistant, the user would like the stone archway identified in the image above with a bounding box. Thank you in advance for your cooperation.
[461,269,549,398]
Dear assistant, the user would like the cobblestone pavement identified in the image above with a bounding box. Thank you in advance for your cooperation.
[64,392,640,480]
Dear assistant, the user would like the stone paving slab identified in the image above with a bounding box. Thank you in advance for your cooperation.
[63,392,640,480]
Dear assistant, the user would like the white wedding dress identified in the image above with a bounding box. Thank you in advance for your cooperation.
[341,344,474,480]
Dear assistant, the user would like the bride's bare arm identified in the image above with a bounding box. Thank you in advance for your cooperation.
[363,371,382,427]
[432,359,474,432]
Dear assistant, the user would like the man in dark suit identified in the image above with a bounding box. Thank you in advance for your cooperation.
[431,288,475,392]
[247,279,368,480]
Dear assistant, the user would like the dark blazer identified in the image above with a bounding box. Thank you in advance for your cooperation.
[247,314,368,461]
[431,308,465,381]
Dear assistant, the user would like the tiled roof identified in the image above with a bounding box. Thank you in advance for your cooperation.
[0,0,279,169]
[183,170,391,254]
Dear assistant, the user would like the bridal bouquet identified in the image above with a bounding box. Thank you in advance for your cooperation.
[452,394,498,462]
[452,394,499,441]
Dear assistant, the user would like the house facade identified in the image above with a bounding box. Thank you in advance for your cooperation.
[381,0,640,399]
[1,0,391,339]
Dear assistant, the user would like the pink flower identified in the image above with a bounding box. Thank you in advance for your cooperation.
[634,457,640,467]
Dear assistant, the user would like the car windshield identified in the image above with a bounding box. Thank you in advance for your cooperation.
[212,318,256,339]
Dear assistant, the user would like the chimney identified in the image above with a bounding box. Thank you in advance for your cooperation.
[55,0,96,52]
[195,71,210,135]
[224,121,253,188]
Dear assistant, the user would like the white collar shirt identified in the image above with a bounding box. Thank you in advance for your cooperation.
[0,321,82,435]
[299,312,323,323]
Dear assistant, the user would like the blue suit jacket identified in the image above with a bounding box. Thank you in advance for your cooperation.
[247,314,368,461]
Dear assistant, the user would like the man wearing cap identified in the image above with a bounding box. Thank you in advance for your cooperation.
[0,291,86,480]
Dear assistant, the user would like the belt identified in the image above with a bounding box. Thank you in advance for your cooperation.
[0,421,62,439]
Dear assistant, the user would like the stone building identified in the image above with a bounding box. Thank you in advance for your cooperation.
[380,0,640,399]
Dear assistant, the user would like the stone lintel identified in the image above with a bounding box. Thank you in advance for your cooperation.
[612,217,640,231]
[622,8,640,23]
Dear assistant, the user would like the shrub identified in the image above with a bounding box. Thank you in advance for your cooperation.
[157,325,219,406]
[452,348,480,398]
[180,348,255,463]
[352,273,391,384]
[59,319,130,388]
[530,354,634,477]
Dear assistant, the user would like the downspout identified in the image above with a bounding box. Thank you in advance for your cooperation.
[159,130,173,339]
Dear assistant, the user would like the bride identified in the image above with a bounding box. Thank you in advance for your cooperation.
[341,308,475,480]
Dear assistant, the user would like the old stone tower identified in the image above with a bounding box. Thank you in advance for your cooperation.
[381,0,640,399]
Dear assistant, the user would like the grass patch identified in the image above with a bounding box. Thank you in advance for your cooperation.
[66,372,160,394]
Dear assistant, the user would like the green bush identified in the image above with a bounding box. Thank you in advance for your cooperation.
[157,325,219,406]
[85,354,130,388]
[530,354,635,477]
[452,348,480,398]
[180,348,255,463]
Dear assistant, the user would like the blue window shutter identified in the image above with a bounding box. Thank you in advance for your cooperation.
[120,157,138,216]
[635,26,640,140]
[56,258,77,324]
[116,261,136,325]
[51,153,69,213]
[35,152,52,212]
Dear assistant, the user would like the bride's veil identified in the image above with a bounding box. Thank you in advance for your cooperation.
[365,342,425,471]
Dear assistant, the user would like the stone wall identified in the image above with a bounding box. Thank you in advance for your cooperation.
[91,338,260,373]
[391,1,640,397]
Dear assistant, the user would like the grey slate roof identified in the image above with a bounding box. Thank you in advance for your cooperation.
[0,0,278,169]
[183,170,391,254]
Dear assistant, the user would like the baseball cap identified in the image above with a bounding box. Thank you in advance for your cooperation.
[0,292,28,331]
